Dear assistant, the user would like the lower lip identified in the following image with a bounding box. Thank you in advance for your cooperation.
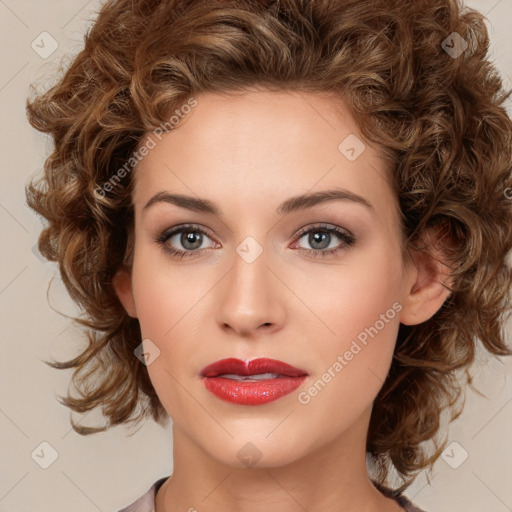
[202,376,307,405]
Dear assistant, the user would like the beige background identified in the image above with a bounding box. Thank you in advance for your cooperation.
[1,1,511,511]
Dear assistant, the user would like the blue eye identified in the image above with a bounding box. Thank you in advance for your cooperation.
[155,224,217,260]
[292,223,356,258]
[155,223,356,260]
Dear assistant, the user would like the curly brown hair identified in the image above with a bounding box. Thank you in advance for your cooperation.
[25,0,512,492]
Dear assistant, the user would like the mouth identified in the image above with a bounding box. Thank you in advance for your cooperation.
[200,358,308,405]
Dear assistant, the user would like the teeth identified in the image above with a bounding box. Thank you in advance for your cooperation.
[219,373,282,381]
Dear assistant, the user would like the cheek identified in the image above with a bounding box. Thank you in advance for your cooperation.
[129,247,213,410]
[297,246,403,396]
[131,263,200,420]
[295,270,402,438]
[130,243,205,339]
[293,243,403,341]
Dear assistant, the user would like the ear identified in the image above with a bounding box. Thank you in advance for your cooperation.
[399,226,455,326]
[112,267,138,318]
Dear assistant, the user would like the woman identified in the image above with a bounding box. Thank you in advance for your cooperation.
[25,0,512,511]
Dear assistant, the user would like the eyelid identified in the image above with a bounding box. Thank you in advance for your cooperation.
[292,222,354,242]
[159,223,217,242]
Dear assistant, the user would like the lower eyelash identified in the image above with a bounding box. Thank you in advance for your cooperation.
[155,224,355,259]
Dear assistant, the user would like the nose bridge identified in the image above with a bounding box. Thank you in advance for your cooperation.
[215,236,284,335]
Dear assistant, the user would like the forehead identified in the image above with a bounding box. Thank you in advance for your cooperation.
[132,89,396,224]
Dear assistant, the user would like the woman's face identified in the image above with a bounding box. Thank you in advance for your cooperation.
[116,89,418,468]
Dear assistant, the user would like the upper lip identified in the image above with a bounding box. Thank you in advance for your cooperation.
[200,358,308,378]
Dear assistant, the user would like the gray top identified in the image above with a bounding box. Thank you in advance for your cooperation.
[117,477,427,512]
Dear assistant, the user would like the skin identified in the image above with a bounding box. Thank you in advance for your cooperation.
[113,89,451,512]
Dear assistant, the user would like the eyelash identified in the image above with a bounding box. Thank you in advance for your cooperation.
[154,223,356,260]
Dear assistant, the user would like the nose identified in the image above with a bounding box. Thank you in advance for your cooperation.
[215,245,286,338]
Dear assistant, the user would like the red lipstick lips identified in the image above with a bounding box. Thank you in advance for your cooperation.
[200,358,308,405]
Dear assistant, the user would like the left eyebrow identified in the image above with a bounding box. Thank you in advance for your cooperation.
[276,188,374,215]
[142,188,374,216]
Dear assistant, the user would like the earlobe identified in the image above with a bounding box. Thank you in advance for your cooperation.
[399,245,453,326]
[112,268,138,318]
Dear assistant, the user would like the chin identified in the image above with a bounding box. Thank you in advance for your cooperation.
[200,432,309,470]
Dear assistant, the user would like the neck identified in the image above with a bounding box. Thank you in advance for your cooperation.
[156,407,403,512]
